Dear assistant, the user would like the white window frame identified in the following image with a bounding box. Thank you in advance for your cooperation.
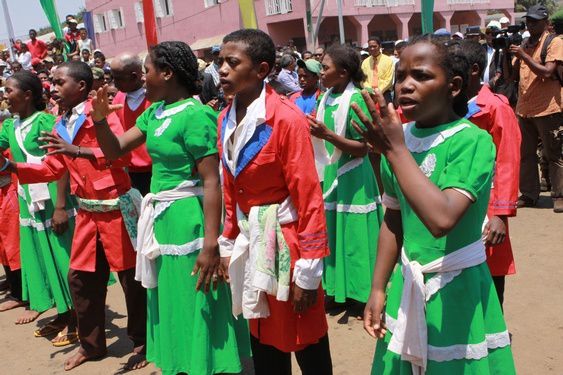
[134,1,144,23]
[265,0,292,16]
[154,0,174,18]
[204,0,220,8]
[107,8,125,29]
[93,13,108,33]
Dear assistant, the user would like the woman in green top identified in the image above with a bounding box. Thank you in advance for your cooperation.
[92,42,250,375]
[307,45,383,309]
[0,71,77,345]
[354,37,515,374]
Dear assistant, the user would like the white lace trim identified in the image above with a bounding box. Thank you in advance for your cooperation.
[159,237,204,256]
[324,199,381,213]
[322,158,363,200]
[385,313,511,362]
[425,269,463,302]
[19,208,77,231]
[154,101,194,119]
[382,193,401,210]
[403,122,470,153]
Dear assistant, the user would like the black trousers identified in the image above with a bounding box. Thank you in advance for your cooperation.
[493,275,505,311]
[3,265,22,301]
[251,334,333,375]
[129,171,152,196]
[68,238,146,357]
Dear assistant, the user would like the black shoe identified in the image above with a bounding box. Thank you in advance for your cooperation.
[554,199,563,213]
[516,195,537,208]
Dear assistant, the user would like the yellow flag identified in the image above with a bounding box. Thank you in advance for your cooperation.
[239,0,257,29]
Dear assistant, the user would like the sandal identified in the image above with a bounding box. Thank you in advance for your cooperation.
[52,331,79,347]
[34,324,64,337]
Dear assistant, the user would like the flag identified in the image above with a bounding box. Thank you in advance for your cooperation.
[39,0,63,39]
[142,0,158,47]
[239,0,257,29]
[421,0,434,34]
[82,11,96,49]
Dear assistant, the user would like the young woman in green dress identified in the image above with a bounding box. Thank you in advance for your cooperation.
[354,37,516,374]
[91,41,250,375]
[0,71,77,345]
[307,45,383,309]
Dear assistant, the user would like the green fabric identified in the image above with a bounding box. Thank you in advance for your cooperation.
[373,118,515,374]
[421,0,434,34]
[137,98,250,374]
[39,0,63,39]
[0,112,75,313]
[319,89,384,303]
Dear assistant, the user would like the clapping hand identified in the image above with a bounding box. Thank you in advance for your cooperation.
[307,115,331,140]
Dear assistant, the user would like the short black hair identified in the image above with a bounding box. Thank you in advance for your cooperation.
[223,29,276,74]
[395,41,407,51]
[457,40,487,75]
[368,36,382,45]
[8,71,46,111]
[29,29,37,34]
[407,35,470,117]
[150,41,201,95]
[325,44,366,88]
[58,61,94,92]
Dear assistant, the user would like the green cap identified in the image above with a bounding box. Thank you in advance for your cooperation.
[91,67,104,80]
[297,59,322,75]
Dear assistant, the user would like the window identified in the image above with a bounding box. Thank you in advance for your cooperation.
[134,1,144,23]
[154,0,173,18]
[93,13,107,33]
[265,0,292,16]
[204,0,219,7]
[107,8,125,29]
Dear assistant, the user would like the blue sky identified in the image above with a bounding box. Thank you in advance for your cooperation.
[0,0,85,40]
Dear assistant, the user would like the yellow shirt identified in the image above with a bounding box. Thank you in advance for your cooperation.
[361,54,395,93]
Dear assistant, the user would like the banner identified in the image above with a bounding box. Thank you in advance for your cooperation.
[82,11,96,49]
[421,0,434,34]
[39,0,63,39]
[142,0,158,47]
[239,0,257,29]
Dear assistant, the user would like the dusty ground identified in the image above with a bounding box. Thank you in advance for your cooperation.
[0,193,561,374]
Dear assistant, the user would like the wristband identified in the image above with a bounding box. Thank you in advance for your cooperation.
[0,158,10,172]
[73,146,81,159]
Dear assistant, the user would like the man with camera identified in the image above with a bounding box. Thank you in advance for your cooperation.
[510,5,563,213]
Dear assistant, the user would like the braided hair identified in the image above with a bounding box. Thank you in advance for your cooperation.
[8,71,46,111]
[149,41,201,95]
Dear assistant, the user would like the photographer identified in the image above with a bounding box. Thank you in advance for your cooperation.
[510,5,562,213]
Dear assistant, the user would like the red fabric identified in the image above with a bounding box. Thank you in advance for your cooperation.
[65,30,80,44]
[113,91,152,172]
[16,100,135,272]
[142,0,158,47]
[0,151,20,270]
[470,85,521,276]
[218,85,329,352]
[27,39,48,60]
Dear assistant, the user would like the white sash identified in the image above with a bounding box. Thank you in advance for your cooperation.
[313,81,356,181]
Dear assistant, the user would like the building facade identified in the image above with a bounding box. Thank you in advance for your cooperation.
[85,0,515,57]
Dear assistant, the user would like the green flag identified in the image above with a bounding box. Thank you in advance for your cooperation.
[39,0,63,39]
[421,0,434,34]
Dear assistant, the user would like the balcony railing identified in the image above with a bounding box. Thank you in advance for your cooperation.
[265,0,293,15]
[355,0,414,6]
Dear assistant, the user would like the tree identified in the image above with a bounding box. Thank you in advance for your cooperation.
[515,0,559,14]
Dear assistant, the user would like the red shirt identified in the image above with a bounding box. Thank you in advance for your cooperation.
[17,101,136,272]
[113,91,152,172]
[27,39,48,59]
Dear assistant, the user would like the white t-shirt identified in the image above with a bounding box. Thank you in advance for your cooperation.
[17,52,32,70]
[78,38,93,53]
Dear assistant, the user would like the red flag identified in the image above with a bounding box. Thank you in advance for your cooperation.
[142,0,158,47]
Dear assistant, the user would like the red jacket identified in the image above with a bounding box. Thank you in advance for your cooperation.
[113,91,152,172]
[16,100,136,272]
[468,85,521,276]
[218,85,329,352]
[0,150,20,270]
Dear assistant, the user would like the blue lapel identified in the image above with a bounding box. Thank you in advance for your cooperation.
[220,114,229,170]
[55,113,87,144]
[465,100,481,119]
[234,123,273,177]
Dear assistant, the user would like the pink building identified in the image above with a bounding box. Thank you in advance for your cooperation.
[85,0,515,57]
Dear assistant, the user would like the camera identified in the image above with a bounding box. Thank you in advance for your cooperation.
[491,24,525,50]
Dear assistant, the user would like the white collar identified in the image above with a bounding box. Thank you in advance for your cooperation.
[154,99,193,120]
[14,111,41,130]
[69,100,87,119]
[126,87,145,100]
[403,121,470,153]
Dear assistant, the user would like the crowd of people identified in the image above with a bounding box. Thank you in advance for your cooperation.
[0,5,560,375]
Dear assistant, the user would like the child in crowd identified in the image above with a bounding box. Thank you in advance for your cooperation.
[289,59,322,115]
[218,29,333,374]
[92,41,250,375]
[456,40,521,309]
[307,45,383,311]
[0,71,78,344]
[355,36,515,374]
[1,62,147,371]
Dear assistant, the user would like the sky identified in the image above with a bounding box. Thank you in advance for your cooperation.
[0,0,85,40]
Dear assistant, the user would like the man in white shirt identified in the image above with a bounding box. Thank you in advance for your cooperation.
[17,44,32,71]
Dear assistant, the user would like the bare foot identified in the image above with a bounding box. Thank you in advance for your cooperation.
[0,298,26,311]
[64,348,105,371]
[15,308,42,324]
[124,353,149,371]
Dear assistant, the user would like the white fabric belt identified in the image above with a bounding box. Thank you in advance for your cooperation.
[387,239,486,373]
[221,196,297,319]
[135,180,203,289]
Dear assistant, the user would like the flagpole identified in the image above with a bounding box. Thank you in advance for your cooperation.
[0,0,16,61]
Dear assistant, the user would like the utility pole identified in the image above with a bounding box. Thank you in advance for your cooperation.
[0,0,16,61]
[313,0,326,49]
[337,0,345,45]
[305,0,313,50]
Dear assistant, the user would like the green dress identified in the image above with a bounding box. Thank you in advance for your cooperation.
[319,89,384,303]
[0,112,75,314]
[136,98,250,375]
[372,118,515,374]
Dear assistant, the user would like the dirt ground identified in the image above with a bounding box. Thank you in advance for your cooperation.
[0,193,561,375]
